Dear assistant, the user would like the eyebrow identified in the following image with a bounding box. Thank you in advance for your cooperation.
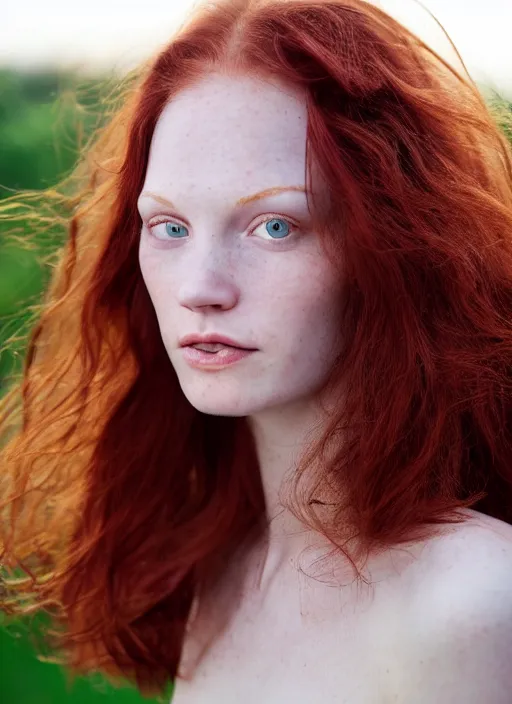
[236,186,307,206]
[139,186,307,210]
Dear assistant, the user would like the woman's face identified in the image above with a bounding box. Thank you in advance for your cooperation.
[138,72,343,417]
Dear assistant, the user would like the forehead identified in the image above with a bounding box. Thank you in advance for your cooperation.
[144,73,309,197]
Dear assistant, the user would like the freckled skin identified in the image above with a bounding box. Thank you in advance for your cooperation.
[137,72,343,418]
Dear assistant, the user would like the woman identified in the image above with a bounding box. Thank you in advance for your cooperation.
[1,0,512,701]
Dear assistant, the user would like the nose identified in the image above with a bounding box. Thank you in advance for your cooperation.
[177,253,240,312]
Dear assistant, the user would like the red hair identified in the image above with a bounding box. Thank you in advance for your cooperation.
[2,0,512,696]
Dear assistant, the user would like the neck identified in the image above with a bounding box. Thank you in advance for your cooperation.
[235,399,334,595]
[248,399,328,542]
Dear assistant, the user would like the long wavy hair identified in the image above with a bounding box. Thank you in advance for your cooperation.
[1,0,512,696]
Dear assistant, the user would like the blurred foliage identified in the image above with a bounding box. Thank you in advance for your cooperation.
[0,613,164,704]
[0,68,113,393]
[0,68,164,703]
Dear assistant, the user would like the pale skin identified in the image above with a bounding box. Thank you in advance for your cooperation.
[137,72,512,703]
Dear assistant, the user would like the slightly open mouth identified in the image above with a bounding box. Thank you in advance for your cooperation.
[189,343,251,353]
[182,342,255,367]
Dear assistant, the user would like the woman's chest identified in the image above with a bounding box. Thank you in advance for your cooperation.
[172,632,393,704]
[171,567,403,704]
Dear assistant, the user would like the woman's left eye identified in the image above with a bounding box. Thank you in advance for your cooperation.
[252,217,295,240]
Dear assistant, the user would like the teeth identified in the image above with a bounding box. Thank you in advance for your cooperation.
[192,343,231,352]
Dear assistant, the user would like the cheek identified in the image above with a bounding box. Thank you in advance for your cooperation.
[278,261,342,339]
[139,249,171,311]
[303,291,342,352]
[139,243,154,286]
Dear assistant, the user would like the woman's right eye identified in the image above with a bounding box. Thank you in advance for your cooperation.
[150,220,189,240]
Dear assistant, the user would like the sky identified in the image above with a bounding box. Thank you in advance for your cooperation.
[1,0,511,96]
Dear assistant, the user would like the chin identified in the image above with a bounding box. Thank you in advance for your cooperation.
[178,376,280,417]
[194,404,247,417]
[178,379,254,417]
[184,395,253,417]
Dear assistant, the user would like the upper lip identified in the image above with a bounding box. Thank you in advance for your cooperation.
[179,334,257,350]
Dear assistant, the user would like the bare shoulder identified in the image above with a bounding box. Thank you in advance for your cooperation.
[407,508,512,638]
[413,508,512,600]
[392,510,512,703]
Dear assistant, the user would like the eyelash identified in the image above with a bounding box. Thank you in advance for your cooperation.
[146,213,299,242]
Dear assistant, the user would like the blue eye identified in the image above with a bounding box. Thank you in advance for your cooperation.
[165,222,188,238]
[264,218,291,239]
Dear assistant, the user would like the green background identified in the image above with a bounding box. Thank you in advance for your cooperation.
[0,69,164,703]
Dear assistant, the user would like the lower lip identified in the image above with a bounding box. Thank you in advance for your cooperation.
[181,345,255,369]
